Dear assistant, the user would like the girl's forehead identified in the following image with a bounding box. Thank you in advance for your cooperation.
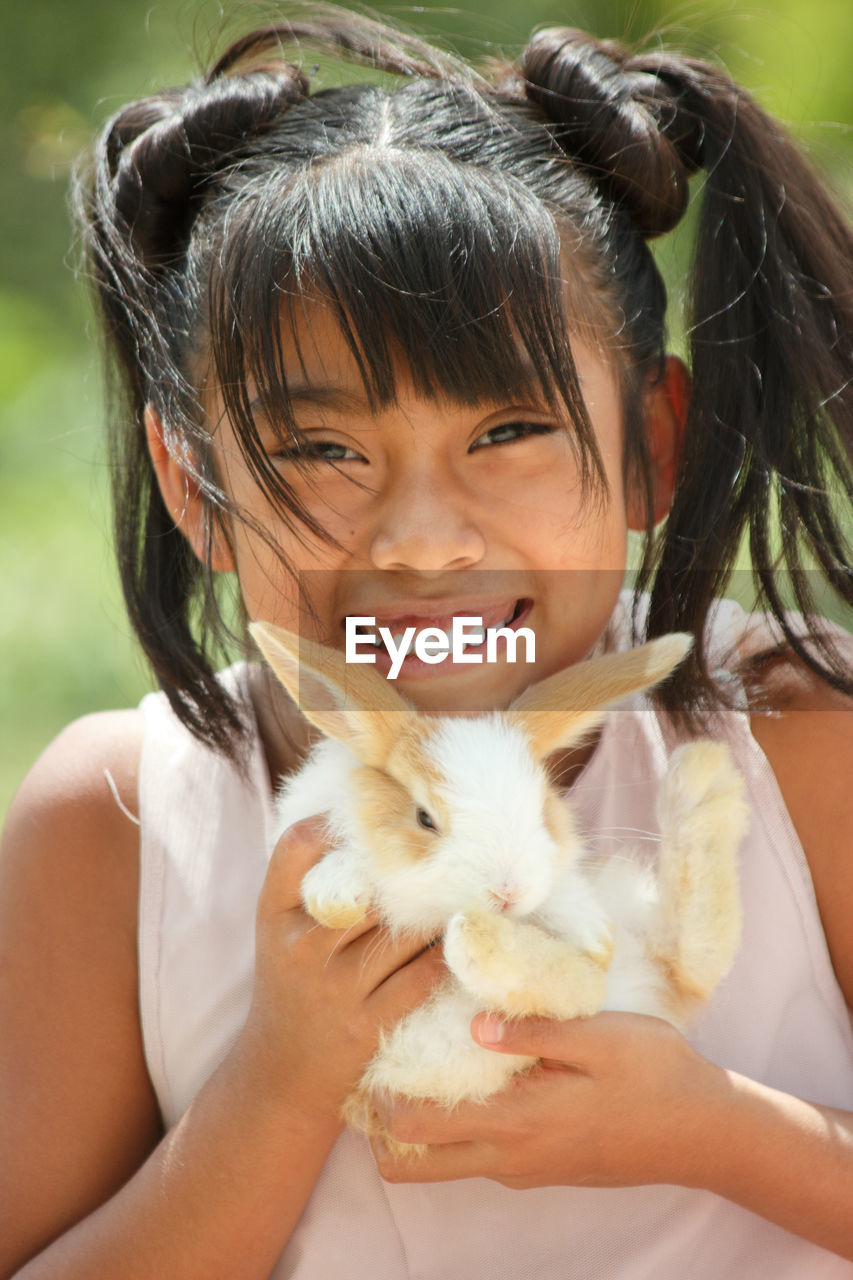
[236,296,616,423]
[282,297,371,389]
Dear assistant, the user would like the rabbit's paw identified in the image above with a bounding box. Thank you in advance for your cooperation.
[301,854,371,929]
[445,909,610,1020]
[304,895,370,930]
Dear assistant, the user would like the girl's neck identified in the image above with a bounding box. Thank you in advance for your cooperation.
[249,663,320,793]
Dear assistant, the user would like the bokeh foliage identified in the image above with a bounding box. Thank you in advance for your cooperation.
[2,0,852,819]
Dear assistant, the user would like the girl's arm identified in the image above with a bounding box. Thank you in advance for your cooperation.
[0,713,443,1280]
[749,666,853,1014]
[370,682,853,1261]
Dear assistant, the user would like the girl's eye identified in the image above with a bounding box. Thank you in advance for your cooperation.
[470,421,555,450]
[306,441,360,461]
[416,807,439,833]
[275,439,361,464]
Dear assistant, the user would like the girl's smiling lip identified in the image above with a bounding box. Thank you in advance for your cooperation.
[340,597,534,680]
[347,596,530,634]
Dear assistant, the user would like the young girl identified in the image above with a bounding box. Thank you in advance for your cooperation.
[2,7,852,1277]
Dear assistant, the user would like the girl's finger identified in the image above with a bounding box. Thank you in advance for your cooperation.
[372,1134,491,1186]
[373,1093,488,1150]
[470,1009,668,1065]
[354,929,447,1004]
[261,816,337,916]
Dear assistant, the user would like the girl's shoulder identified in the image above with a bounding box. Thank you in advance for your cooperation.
[0,707,145,1032]
[746,657,853,1009]
[3,707,145,880]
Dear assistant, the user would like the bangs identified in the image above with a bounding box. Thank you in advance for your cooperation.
[206,130,609,540]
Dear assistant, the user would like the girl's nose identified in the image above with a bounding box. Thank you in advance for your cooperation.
[369,476,487,572]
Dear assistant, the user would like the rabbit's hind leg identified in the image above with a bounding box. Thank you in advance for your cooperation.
[651,742,748,1006]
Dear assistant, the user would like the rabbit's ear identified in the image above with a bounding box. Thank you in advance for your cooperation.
[250,621,411,764]
[510,633,692,760]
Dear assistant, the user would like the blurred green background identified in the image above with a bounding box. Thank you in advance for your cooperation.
[2,0,853,821]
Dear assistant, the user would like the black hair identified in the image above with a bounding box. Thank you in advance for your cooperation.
[76,6,853,755]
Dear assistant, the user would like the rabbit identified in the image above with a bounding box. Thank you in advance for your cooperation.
[250,621,748,1155]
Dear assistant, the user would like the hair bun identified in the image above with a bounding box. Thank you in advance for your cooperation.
[104,63,308,265]
[520,29,702,238]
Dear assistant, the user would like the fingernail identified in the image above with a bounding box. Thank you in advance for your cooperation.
[477,1014,506,1045]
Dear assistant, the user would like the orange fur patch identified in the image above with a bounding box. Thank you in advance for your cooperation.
[355,766,436,871]
[354,726,452,870]
[543,788,578,859]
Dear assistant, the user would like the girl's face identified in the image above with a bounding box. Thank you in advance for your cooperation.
[165,300,680,715]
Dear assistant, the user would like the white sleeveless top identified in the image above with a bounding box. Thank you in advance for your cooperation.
[137,598,853,1278]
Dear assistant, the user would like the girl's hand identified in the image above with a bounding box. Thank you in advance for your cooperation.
[371,1011,726,1190]
[237,818,447,1130]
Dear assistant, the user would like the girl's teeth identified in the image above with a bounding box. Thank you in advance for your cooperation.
[370,606,523,656]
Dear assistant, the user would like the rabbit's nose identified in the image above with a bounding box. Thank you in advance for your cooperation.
[488,886,522,913]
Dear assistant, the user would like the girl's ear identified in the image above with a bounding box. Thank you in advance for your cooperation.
[627,356,690,530]
[144,404,235,573]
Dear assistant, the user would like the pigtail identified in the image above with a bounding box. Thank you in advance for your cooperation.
[79,55,309,756]
[518,30,700,238]
[645,55,853,712]
[519,31,853,718]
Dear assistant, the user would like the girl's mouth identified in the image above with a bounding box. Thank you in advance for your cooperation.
[357,598,534,680]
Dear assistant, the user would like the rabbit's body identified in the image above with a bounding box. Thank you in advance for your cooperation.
[256,624,748,1150]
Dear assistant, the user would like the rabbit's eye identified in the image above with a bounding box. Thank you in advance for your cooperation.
[416,807,439,833]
